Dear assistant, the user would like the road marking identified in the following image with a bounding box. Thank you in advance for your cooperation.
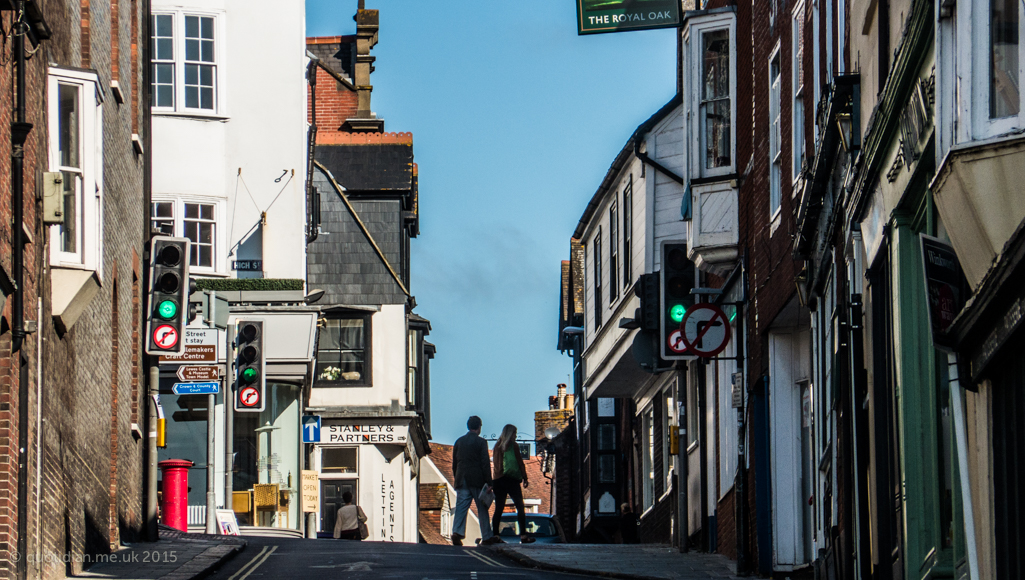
[311,561,373,571]
[228,545,277,580]
[465,550,507,568]
[471,573,478,580]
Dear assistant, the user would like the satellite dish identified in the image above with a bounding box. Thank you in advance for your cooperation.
[544,426,562,441]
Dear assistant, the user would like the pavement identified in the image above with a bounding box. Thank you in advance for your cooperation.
[75,525,245,580]
[486,543,741,580]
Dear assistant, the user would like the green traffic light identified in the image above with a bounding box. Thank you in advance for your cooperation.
[157,299,178,319]
[670,304,687,323]
[241,367,259,383]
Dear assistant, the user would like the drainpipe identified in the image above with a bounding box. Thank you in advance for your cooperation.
[12,4,33,577]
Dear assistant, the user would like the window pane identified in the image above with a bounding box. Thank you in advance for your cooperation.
[185,64,198,85]
[598,455,615,483]
[704,99,731,169]
[155,13,172,37]
[153,64,174,107]
[156,38,173,60]
[186,38,199,61]
[152,202,173,218]
[200,16,214,39]
[58,84,79,169]
[61,171,78,253]
[321,448,357,473]
[598,424,615,450]
[702,29,731,170]
[201,39,214,62]
[185,15,198,38]
[991,0,1020,118]
[200,204,214,220]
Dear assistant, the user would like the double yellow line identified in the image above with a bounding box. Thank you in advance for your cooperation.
[228,545,278,580]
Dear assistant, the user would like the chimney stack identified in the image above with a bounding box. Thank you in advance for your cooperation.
[347,5,384,132]
[557,384,567,410]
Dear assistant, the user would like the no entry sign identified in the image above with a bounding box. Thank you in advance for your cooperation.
[681,304,732,357]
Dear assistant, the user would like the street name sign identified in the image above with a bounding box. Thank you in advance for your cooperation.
[172,382,219,395]
[176,365,219,382]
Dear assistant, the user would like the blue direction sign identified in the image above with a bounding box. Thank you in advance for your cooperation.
[302,415,322,443]
[172,382,220,395]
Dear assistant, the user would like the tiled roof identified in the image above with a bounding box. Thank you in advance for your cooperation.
[418,510,447,545]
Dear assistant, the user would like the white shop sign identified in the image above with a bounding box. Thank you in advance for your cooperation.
[323,423,408,445]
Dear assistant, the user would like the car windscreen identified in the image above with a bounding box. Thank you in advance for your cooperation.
[498,515,557,536]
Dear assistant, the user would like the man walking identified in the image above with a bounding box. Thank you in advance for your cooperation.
[451,416,493,546]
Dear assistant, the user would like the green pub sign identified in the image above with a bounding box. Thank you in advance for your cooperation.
[576,0,681,35]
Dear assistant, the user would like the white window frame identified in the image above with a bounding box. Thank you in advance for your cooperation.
[48,67,103,275]
[769,45,783,219]
[150,196,227,274]
[963,0,1025,140]
[684,12,738,179]
[792,1,806,184]
[150,9,227,117]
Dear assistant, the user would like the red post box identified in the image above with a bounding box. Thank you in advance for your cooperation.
[158,459,194,532]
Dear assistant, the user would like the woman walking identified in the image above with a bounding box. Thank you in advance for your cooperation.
[333,491,368,541]
[486,424,535,544]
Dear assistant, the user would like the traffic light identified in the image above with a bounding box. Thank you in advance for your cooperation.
[634,273,660,331]
[234,319,265,412]
[660,242,696,360]
[145,236,191,356]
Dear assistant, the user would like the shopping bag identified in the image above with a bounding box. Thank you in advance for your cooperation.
[359,521,369,540]
[479,484,495,509]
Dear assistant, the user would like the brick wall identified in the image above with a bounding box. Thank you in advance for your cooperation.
[306,37,359,134]
[0,1,147,577]
[534,409,572,443]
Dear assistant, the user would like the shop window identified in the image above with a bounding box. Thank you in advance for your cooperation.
[321,447,357,474]
[642,409,654,509]
[316,315,371,386]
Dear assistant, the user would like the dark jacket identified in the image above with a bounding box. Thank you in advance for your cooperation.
[452,431,492,490]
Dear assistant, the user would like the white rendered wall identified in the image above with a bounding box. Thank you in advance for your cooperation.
[151,0,308,280]
[309,304,410,408]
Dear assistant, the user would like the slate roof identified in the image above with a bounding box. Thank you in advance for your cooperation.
[307,36,355,82]
[315,142,413,194]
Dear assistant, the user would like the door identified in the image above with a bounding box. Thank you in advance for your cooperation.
[320,480,357,534]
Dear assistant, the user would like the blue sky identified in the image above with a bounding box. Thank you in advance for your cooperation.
[305,1,677,447]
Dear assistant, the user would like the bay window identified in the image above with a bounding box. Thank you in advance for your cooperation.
[48,68,102,272]
[684,11,738,179]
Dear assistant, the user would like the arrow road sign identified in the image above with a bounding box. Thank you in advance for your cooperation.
[681,304,732,357]
[176,365,219,382]
[172,382,219,395]
[302,415,322,443]
[153,325,179,350]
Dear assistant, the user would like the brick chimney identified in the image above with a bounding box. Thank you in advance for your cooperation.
[346,2,384,132]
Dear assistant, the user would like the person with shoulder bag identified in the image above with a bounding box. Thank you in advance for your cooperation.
[333,491,369,540]
[483,424,534,544]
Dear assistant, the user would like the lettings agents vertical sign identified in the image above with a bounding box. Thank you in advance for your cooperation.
[576,0,681,35]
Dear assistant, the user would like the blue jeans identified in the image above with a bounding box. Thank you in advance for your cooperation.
[452,485,492,540]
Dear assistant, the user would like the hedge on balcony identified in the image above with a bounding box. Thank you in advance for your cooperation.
[194,278,305,292]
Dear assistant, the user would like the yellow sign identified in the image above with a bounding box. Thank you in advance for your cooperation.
[301,470,319,512]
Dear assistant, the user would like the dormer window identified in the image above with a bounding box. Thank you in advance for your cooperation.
[684,11,738,179]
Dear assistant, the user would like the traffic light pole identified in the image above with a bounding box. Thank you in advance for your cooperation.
[147,364,159,541]
[205,388,217,533]
[224,324,235,514]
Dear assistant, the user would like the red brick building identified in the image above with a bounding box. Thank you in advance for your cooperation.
[0,0,149,577]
